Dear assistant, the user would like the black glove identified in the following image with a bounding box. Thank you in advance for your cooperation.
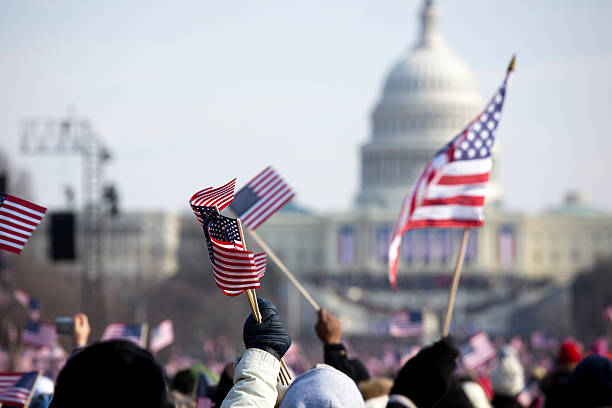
[390,337,458,408]
[243,298,291,360]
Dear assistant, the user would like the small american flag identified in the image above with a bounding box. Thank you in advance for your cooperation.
[101,323,144,346]
[229,167,295,230]
[190,179,236,225]
[0,194,47,254]
[150,319,174,353]
[203,214,266,296]
[460,332,497,370]
[283,343,308,373]
[498,226,516,268]
[0,371,40,407]
[195,372,212,408]
[209,235,266,296]
[389,311,424,338]
[13,289,40,321]
[388,60,514,288]
[22,321,57,349]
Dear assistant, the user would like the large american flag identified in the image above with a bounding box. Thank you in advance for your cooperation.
[201,214,266,296]
[149,319,174,353]
[196,372,212,408]
[389,311,424,338]
[0,194,47,254]
[22,321,57,349]
[388,61,513,288]
[460,332,497,370]
[0,371,39,407]
[101,323,144,346]
[229,167,295,230]
[190,179,236,225]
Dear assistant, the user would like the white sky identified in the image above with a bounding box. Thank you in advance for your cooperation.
[1,0,611,214]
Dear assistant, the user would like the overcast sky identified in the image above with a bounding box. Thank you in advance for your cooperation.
[1,0,611,215]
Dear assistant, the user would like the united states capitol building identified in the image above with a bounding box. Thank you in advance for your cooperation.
[256,1,612,339]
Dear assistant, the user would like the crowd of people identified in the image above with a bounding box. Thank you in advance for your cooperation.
[4,297,611,408]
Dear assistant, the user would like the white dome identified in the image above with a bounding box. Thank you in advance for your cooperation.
[356,0,496,209]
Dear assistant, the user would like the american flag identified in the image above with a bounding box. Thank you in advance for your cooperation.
[150,319,174,353]
[389,311,424,338]
[388,60,514,288]
[203,214,266,296]
[338,226,355,265]
[229,166,295,230]
[283,343,308,373]
[0,194,47,254]
[498,226,516,268]
[22,321,57,349]
[460,332,497,371]
[101,323,144,346]
[195,372,212,408]
[190,179,236,225]
[14,289,41,321]
[0,371,40,407]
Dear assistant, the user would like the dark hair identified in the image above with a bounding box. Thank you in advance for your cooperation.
[50,340,172,408]
[171,369,195,395]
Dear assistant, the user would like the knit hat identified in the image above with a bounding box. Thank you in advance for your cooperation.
[558,338,582,365]
[490,346,525,397]
[279,365,365,408]
[50,340,171,408]
[568,354,612,407]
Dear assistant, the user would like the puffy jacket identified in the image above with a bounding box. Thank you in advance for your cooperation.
[221,348,280,408]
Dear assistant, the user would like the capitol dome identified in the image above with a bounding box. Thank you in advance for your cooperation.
[356,0,500,209]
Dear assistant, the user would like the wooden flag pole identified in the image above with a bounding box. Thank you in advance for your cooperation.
[236,218,292,385]
[442,229,470,337]
[245,229,321,312]
[23,371,42,408]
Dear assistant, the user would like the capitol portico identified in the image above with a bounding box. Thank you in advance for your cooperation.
[256,0,612,338]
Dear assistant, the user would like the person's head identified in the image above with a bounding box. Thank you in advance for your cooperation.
[171,369,195,395]
[568,354,612,408]
[490,346,524,398]
[279,365,365,408]
[50,340,171,408]
[558,338,582,368]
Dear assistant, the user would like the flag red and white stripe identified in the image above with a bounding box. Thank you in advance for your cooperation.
[150,319,174,353]
[190,179,236,225]
[210,236,266,296]
[101,323,143,345]
[0,372,39,407]
[22,322,57,349]
[461,332,497,371]
[0,194,47,254]
[388,64,513,288]
[230,167,295,230]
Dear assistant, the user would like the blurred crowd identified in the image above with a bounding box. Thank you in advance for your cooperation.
[2,299,611,408]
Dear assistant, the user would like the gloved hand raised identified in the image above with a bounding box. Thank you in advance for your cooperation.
[390,337,459,407]
[243,298,291,360]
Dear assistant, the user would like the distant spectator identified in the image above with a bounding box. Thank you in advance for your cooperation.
[50,340,172,408]
[491,346,524,408]
[315,308,370,383]
[567,354,612,408]
[540,338,582,408]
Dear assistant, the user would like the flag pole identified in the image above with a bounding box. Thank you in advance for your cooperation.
[225,208,320,311]
[442,229,470,336]
[140,322,149,349]
[235,220,292,384]
[235,219,263,324]
[23,371,42,408]
[246,229,321,312]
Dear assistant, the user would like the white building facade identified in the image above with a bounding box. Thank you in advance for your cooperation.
[256,1,612,337]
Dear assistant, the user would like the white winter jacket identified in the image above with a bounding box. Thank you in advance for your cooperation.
[221,348,280,408]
